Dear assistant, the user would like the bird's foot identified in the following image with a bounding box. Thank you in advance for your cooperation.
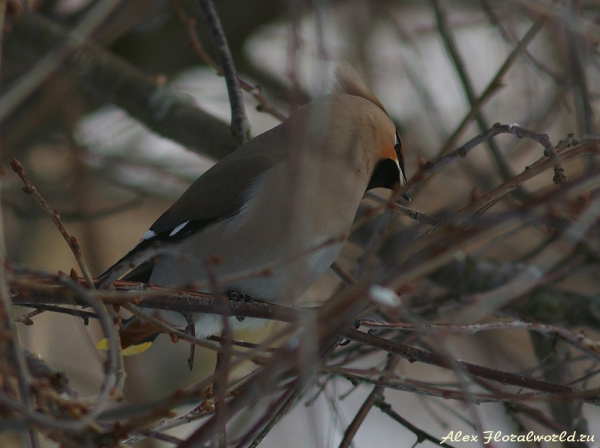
[226,288,253,322]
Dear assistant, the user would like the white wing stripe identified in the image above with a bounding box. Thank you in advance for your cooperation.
[169,221,190,237]
[140,230,157,241]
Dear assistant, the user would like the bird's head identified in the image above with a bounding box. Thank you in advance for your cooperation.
[330,63,410,201]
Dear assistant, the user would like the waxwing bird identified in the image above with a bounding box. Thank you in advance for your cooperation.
[98,65,409,355]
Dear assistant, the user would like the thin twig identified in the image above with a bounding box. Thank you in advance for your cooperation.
[55,276,124,421]
[0,204,39,447]
[326,366,514,402]
[374,397,457,448]
[97,244,174,289]
[353,208,394,279]
[338,354,399,448]
[120,302,245,355]
[0,0,125,124]
[14,308,45,325]
[341,328,586,400]
[360,320,600,354]
[433,14,548,160]
[564,0,596,136]
[206,264,231,448]
[431,0,513,181]
[169,0,286,122]
[11,158,95,288]
[458,139,595,218]
[330,261,356,286]
[15,305,97,323]
[125,405,215,445]
[113,320,297,443]
[197,0,250,144]
[410,123,573,194]
[365,192,438,225]
[480,0,565,83]
[184,313,196,371]
[241,382,303,448]
[12,11,239,160]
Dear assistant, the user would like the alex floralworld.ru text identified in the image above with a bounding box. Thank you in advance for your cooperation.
[440,430,595,444]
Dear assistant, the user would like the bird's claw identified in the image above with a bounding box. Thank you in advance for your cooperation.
[227,289,253,321]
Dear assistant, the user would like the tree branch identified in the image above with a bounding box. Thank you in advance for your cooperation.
[7,11,239,160]
[197,0,250,144]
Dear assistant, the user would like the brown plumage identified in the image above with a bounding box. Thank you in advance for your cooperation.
[99,65,409,353]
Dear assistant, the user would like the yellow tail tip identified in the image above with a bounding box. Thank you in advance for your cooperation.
[96,338,153,356]
[96,338,110,350]
[122,342,153,356]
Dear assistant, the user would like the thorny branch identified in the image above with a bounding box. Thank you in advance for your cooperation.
[410,123,569,194]
[10,158,95,288]
[374,397,457,448]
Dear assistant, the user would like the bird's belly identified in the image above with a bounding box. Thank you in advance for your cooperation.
[147,216,344,335]
[149,207,345,301]
[224,241,343,299]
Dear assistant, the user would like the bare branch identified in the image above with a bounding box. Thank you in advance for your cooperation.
[433,14,548,160]
[338,354,400,448]
[11,158,95,288]
[8,11,239,160]
[198,0,250,145]
[169,0,286,122]
[431,0,512,180]
[341,328,587,401]
[0,0,125,124]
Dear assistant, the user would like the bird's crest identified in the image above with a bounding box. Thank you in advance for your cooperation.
[333,63,387,113]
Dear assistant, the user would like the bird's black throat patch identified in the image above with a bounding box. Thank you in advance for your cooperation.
[366,158,400,191]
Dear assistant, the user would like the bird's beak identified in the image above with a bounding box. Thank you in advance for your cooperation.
[398,167,411,202]
[398,180,411,202]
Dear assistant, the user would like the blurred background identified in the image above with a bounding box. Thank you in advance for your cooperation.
[2,0,600,447]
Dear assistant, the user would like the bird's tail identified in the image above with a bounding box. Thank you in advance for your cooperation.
[96,316,160,356]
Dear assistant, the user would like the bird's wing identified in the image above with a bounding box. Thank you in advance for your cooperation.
[101,126,286,281]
